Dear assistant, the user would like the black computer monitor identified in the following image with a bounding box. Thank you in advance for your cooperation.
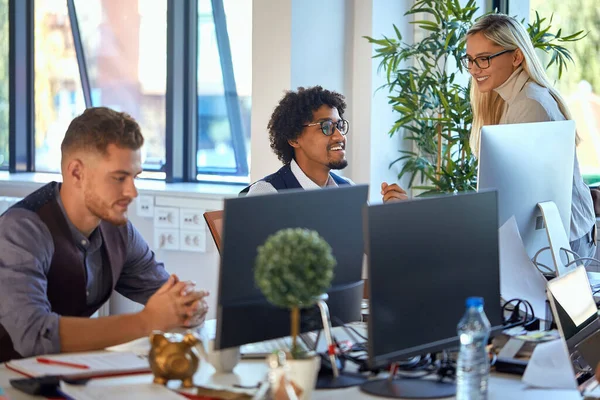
[361,190,504,399]
[216,184,369,352]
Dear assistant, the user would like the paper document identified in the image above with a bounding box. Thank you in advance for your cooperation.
[522,339,578,390]
[499,216,549,319]
[60,381,187,400]
[6,351,150,379]
[105,337,150,356]
[106,323,214,356]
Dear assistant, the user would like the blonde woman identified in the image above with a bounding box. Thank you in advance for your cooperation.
[463,14,596,263]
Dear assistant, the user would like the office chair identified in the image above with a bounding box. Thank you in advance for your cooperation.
[203,210,224,255]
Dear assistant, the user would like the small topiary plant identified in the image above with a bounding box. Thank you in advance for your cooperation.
[255,228,336,358]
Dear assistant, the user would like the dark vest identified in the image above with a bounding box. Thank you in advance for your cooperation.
[0,182,128,362]
[240,164,350,194]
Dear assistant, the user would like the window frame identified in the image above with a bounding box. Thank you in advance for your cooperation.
[6,0,250,183]
[8,0,34,173]
[491,0,509,13]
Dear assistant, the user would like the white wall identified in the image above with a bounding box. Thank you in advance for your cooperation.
[250,0,292,182]
[250,0,350,182]
[368,0,414,203]
[290,0,347,94]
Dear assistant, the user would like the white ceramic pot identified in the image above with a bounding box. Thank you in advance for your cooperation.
[274,355,321,400]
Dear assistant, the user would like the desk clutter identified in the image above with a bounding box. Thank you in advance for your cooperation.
[3,183,600,399]
[6,352,150,380]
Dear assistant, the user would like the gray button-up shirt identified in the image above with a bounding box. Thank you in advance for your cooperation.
[0,189,169,358]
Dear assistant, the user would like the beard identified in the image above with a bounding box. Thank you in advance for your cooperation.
[84,186,128,226]
[328,159,348,170]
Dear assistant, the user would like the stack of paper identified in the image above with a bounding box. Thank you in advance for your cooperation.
[499,216,549,319]
[6,352,150,379]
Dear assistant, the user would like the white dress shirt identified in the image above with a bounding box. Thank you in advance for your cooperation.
[246,159,353,196]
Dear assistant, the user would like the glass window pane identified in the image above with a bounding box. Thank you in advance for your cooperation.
[0,0,8,168]
[74,0,167,175]
[34,0,85,172]
[529,0,600,183]
[197,0,251,179]
[34,0,167,175]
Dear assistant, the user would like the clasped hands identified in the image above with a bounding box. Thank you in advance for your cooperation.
[143,274,210,332]
[381,182,408,203]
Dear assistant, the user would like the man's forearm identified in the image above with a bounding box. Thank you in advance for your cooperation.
[59,312,151,353]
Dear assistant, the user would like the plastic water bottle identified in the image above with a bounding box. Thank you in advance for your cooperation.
[456,297,491,400]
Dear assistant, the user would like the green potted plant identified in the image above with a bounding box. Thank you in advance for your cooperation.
[365,0,585,196]
[254,227,336,398]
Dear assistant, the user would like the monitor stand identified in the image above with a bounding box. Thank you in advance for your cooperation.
[313,296,367,389]
[537,201,576,276]
[360,376,455,399]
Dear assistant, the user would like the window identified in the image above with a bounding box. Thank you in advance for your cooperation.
[0,0,7,168]
[74,0,167,177]
[529,0,600,184]
[196,0,251,181]
[34,0,167,176]
[34,0,85,172]
[11,0,250,182]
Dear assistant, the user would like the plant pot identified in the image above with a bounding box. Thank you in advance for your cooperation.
[273,354,321,400]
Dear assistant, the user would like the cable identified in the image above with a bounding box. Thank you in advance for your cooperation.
[502,298,537,330]
[532,246,556,275]
[503,298,535,321]
[564,257,600,269]
[325,319,456,381]
[532,246,600,273]
[331,315,367,342]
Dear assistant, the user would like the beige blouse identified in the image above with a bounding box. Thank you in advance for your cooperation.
[494,67,595,241]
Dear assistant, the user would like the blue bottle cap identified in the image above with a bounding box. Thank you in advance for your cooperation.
[466,297,484,308]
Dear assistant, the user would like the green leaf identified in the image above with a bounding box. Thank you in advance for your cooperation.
[411,20,440,29]
[392,24,403,41]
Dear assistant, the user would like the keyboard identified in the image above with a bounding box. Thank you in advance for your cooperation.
[239,323,368,359]
[241,336,310,359]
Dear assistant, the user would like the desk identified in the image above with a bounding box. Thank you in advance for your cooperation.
[0,360,582,400]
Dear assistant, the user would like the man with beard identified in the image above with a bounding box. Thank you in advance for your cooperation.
[0,107,209,362]
[242,86,407,202]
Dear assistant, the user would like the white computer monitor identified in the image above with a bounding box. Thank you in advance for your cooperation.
[477,120,576,272]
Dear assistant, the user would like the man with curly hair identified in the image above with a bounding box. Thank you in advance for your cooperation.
[243,86,407,202]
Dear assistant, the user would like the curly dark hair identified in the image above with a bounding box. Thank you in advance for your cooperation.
[268,86,346,164]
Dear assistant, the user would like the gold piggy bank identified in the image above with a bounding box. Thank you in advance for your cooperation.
[149,331,200,388]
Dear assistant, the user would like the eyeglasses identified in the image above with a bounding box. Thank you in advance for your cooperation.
[302,119,349,136]
[460,49,514,70]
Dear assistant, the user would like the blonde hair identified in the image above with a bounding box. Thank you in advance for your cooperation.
[467,14,578,155]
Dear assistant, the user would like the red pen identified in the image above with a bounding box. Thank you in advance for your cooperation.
[36,357,90,370]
